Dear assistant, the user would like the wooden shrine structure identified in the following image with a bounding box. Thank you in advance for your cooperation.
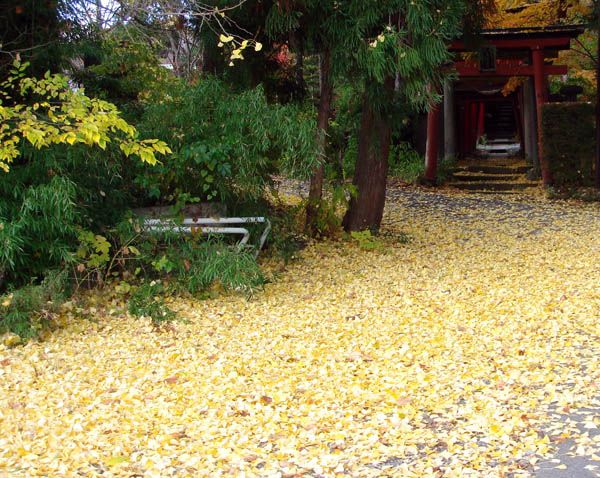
[424,25,586,184]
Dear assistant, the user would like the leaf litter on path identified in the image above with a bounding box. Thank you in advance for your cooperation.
[1,188,600,477]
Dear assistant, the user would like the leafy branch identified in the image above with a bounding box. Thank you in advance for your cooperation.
[0,61,172,172]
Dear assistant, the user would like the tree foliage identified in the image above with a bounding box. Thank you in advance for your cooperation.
[0,61,171,172]
[136,76,317,204]
[491,0,592,27]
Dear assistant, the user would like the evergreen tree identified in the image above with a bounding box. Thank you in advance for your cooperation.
[341,1,470,231]
[264,1,341,233]
[0,0,63,78]
[266,0,489,232]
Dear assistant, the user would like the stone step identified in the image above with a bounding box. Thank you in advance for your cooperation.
[461,189,523,196]
[455,165,530,175]
[464,190,520,195]
[451,181,539,192]
[451,173,522,182]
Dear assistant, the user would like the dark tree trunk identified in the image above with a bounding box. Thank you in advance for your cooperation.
[596,11,600,188]
[342,81,393,232]
[289,30,306,101]
[306,49,333,234]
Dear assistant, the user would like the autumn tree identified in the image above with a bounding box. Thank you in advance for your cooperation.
[342,1,474,232]
[491,0,590,27]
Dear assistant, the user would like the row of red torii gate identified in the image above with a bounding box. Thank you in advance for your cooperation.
[424,24,586,184]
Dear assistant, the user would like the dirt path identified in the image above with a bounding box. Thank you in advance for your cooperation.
[1,187,600,477]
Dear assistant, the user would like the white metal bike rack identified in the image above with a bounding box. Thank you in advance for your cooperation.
[143,217,272,256]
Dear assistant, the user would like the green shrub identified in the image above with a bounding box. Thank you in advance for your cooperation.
[0,144,136,289]
[121,235,265,327]
[389,142,424,182]
[189,243,264,293]
[152,239,265,296]
[70,29,176,117]
[0,270,69,338]
[128,281,175,327]
[99,218,267,296]
[136,77,318,206]
[541,102,596,187]
[0,173,78,286]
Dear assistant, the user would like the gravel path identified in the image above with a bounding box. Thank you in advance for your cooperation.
[275,177,600,228]
[383,187,600,477]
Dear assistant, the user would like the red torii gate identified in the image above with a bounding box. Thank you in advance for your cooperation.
[425,25,585,185]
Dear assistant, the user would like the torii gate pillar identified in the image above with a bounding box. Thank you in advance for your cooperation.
[532,47,551,184]
[424,103,441,184]
[444,80,456,161]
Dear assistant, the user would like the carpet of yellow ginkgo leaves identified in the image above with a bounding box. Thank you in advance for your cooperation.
[1,188,600,478]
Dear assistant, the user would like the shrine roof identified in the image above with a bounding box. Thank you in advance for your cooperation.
[480,24,586,40]
[451,24,586,52]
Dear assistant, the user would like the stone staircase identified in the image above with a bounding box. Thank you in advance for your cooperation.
[487,102,516,140]
[449,158,539,195]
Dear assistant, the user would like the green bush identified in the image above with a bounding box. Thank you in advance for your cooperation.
[389,142,424,182]
[0,175,77,285]
[136,77,318,206]
[128,281,176,327]
[0,57,318,340]
[69,29,176,117]
[541,102,596,187]
[164,239,265,295]
[122,236,266,325]
[0,143,137,288]
[98,218,266,296]
[0,270,69,338]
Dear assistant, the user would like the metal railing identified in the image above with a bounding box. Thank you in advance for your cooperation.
[143,217,271,256]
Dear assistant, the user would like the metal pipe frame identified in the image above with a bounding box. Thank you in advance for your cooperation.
[143,217,272,256]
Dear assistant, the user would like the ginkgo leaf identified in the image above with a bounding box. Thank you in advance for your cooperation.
[106,455,128,466]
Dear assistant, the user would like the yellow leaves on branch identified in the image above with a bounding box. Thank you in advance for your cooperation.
[217,34,263,66]
[218,34,234,44]
[491,0,592,28]
[502,76,526,96]
[0,62,171,172]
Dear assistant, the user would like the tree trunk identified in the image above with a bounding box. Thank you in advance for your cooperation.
[289,31,306,101]
[306,49,333,234]
[95,0,102,27]
[596,12,600,188]
[342,82,393,232]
